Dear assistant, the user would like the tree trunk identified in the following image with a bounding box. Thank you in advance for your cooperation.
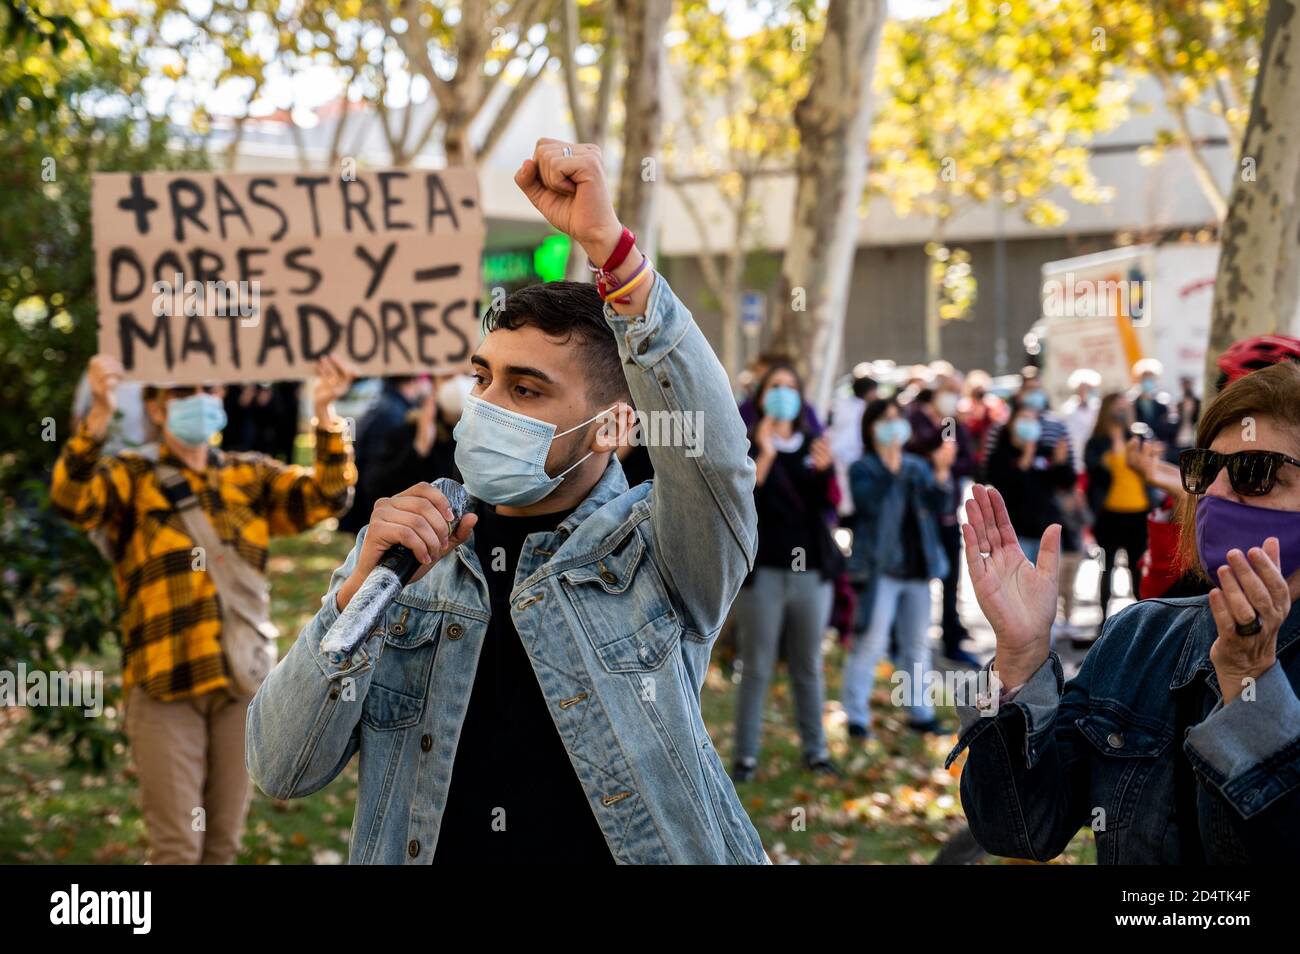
[924,221,946,362]
[1205,0,1300,390]
[443,0,491,165]
[770,0,886,413]
[613,0,670,259]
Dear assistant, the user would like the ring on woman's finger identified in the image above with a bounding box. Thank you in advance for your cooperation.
[1235,614,1263,636]
[562,145,573,157]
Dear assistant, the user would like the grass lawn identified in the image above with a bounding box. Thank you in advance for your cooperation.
[0,527,1093,865]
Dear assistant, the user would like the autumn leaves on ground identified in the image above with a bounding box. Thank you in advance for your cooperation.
[0,529,1092,865]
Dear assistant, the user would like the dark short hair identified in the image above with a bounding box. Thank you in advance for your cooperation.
[483,281,628,405]
[852,374,878,400]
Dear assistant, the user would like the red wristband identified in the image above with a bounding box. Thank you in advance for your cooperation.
[595,227,636,273]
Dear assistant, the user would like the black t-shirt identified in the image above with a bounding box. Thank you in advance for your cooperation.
[432,503,614,864]
[752,446,826,573]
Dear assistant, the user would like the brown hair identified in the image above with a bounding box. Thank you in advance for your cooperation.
[1089,392,1130,442]
[1176,362,1300,577]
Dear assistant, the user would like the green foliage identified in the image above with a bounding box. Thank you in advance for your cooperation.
[0,482,120,768]
[870,0,1131,229]
[0,0,207,762]
[0,0,93,120]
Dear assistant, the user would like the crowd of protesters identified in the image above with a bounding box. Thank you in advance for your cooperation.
[47,327,1300,861]
[723,341,1300,782]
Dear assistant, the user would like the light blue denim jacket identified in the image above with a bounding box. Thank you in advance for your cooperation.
[246,276,769,864]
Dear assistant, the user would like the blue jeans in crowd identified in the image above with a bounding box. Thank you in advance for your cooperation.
[842,574,935,730]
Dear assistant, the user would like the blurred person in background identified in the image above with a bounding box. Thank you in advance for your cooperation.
[960,369,1006,469]
[1056,368,1101,642]
[340,373,472,534]
[221,382,301,462]
[1060,368,1101,464]
[842,397,953,739]
[906,378,979,666]
[738,350,823,436]
[827,363,879,517]
[1084,392,1157,634]
[51,353,355,864]
[979,367,1070,470]
[1131,358,1180,460]
[984,396,1076,567]
[732,363,842,782]
[1174,374,1202,452]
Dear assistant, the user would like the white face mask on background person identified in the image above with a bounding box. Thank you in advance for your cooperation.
[166,393,227,447]
[934,391,959,417]
[436,374,475,423]
[452,393,617,506]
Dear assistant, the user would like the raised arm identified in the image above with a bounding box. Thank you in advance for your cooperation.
[943,484,1092,859]
[50,355,136,533]
[513,140,757,634]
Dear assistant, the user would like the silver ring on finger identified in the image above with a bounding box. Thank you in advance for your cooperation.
[562,145,573,157]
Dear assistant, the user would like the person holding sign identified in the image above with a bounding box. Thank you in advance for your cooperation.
[51,355,357,864]
[247,140,769,864]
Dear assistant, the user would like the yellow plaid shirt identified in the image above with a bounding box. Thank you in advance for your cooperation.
[51,422,356,701]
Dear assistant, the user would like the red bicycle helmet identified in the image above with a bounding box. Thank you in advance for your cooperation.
[1216,334,1300,388]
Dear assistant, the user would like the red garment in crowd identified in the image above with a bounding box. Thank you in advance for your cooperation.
[1139,503,1183,599]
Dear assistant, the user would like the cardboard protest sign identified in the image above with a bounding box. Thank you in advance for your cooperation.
[91,168,484,384]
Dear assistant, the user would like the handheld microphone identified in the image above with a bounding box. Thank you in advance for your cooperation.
[319,477,470,659]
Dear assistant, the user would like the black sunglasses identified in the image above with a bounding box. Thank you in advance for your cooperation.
[1179,447,1300,497]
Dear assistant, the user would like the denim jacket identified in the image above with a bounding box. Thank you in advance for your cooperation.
[946,595,1300,864]
[846,452,951,584]
[246,277,769,864]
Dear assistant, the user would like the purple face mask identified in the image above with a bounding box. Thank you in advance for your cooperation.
[1195,494,1300,580]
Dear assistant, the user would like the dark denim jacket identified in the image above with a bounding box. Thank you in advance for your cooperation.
[946,596,1300,864]
[847,452,951,584]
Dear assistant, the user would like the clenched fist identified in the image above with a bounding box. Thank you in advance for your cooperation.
[335,482,478,612]
[514,139,623,264]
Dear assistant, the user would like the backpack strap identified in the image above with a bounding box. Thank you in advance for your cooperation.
[154,462,271,632]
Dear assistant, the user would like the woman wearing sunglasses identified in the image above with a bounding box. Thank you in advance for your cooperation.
[946,362,1300,863]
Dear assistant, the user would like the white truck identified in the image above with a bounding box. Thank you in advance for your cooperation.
[1033,242,1220,403]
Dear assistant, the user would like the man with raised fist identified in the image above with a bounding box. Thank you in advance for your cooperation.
[247,140,769,864]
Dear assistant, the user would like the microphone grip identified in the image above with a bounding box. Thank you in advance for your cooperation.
[379,544,423,585]
[318,477,470,659]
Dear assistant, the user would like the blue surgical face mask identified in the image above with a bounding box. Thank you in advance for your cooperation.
[1021,389,1048,411]
[453,393,617,506]
[167,393,227,447]
[762,385,801,422]
[1140,377,1158,395]
[1013,417,1042,444]
[873,417,911,448]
